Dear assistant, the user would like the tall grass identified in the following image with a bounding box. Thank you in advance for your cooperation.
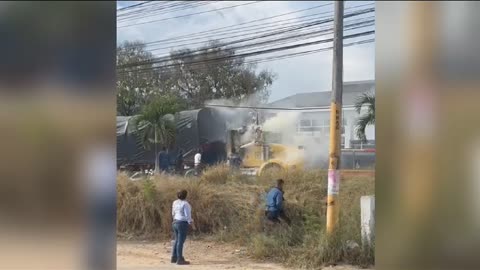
[117,166,375,268]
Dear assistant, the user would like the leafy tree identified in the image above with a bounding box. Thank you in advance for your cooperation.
[354,92,375,142]
[117,41,160,116]
[159,41,276,108]
[117,40,277,114]
[134,95,185,173]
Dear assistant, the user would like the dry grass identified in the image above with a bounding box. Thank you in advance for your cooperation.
[117,165,375,268]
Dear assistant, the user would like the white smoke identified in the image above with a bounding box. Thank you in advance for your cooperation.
[203,95,331,169]
[262,111,300,134]
[260,111,330,168]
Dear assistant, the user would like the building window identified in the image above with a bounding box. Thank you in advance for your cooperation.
[300,119,311,127]
[311,119,321,127]
[297,116,349,136]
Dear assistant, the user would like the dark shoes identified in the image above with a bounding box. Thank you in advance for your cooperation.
[171,256,190,265]
[176,259,190,265]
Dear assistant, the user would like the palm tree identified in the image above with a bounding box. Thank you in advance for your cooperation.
[354,92,375,143]
[134,96,184,174]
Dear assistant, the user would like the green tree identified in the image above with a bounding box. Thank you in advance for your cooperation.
[159,41,276,108]
[134,95,185,173]
[117,41,160,116]
[354,92,375,142]
[117,40,276,113]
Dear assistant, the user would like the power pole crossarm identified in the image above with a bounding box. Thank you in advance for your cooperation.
[326,0,344,235]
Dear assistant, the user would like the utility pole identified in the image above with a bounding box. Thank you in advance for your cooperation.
[326,0,344,235]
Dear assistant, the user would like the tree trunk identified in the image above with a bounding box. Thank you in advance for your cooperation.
[154,124,159,174]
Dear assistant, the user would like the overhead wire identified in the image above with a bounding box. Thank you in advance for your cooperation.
[119,7,375,68]
[118,1,219,22]
[117,1,263,28]
[117,20,374,74]
[144,12,375,54]
[150,17,374,59]
[116,1,375,78]
[117,37,375,76]
[117,1,154,11]
[118,1,186,16]
[117,30,375,74]
[142,5,373,49]
[120,2,336,46]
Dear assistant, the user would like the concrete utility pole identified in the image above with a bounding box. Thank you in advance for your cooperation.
[326,0,344,235]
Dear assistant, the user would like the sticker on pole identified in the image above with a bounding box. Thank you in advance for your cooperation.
[328,170,340,195]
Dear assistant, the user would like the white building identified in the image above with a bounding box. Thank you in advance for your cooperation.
[267,80,375,150]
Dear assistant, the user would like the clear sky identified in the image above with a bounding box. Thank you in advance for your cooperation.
[116,1,375,102]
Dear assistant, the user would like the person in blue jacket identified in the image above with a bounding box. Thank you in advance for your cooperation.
[265,179,291,225]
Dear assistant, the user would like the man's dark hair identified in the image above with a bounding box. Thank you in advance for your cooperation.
[162,147,167,151]
[276,179,284,186]
[177,189,188,200]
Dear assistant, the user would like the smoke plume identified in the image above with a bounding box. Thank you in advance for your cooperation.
[204,96,331,168]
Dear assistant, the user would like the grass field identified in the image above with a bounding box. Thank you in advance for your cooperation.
[117,165,375,269]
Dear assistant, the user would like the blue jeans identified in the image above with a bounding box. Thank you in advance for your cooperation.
[266,210,291,225]
[172,221,189,260]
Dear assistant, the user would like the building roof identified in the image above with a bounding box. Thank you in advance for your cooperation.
[268,80,375,108]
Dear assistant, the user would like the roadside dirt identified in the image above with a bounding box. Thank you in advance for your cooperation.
[117,240,372,270]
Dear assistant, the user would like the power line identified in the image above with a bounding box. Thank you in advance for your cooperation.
[118,1,219,22]
[145,8,373,60]
[118,2,195,23]
[121,2,336,46]
[120,30,375,72]
[145,14,374,54]
[118,37,375,76]
[116,18,374,74]
[118,2,373,48]
[118,2,226,22]
[141,4,373,48]
[117,1,154,11]
[117,1,263,28]
[117,30,375,73]
[118,1,183,13]
[118,1,183,16]
[236,20,374,54]
[119,8,374,68]
[162,17,374,60]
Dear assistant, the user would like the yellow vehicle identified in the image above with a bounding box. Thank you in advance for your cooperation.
[226,128,305,176]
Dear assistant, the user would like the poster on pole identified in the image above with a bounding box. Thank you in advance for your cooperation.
[328,169,340,195]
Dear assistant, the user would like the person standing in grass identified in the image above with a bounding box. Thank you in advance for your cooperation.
[265,179,291,225]
[158,147,170,173]
[171,189,196,265]
[175,149,185,175]
[194,148,202,168]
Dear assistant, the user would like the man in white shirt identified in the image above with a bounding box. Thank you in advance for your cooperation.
[171,189,196,265]
[194,149,202,168]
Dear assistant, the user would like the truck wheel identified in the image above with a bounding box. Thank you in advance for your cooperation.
[184,168,197,177]
[259,163,284,176]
